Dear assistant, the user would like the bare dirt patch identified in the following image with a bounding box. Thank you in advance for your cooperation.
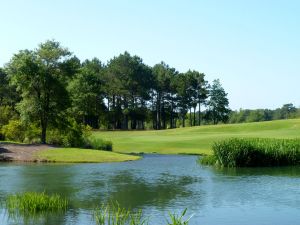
[0,143,54,162]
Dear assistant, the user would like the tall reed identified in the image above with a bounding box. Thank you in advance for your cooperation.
[167,208,191,225]
[211,138,300,167]
[6,192,68,215]
[94,202,148,225]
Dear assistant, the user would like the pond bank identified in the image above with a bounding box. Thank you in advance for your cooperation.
[0,143,140,163]
[0,143,52,162]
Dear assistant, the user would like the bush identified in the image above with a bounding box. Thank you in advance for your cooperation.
[1,120,40,143]
[86,137,113,151]
[47,121,85,147]
[212,138,300,167]
[2,120,26,142]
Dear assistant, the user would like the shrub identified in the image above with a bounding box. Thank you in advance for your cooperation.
[0,106,19,127]
[0,106,19,140]
[86,137,113,151]
[2,120,26,142]
[212,138,300,167]
[1,119,40,143]
[47,121,85,147]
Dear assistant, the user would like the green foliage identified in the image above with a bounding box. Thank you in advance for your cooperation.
[167,208,191,225]
[94,202,148,225]
[1,119,40,143]
[68,58,106,129]
[6,40,80,143]
[213,138,300,167]
[229,104,300,124]
[2,120,26,142]
[0,106,19,140]
[207,79,230,124]
[47,120,85,147]
[198,155,218,166]
[6,192,68,215]
[86,136,113,151]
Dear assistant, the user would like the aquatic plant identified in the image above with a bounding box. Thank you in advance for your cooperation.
[198,154,218,166]
[94,202,148,225]
[166,208,191,225]
[6,192,68,215]
[210,138,300,167]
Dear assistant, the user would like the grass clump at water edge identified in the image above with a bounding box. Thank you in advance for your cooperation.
[200,138,300,167]
[6,192,68,215]
[94,202,192,225]
[94,202,148,225]
[167,208,192,225]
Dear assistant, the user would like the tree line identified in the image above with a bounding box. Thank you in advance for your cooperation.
[229,103,300,124]
[0,40,230,144]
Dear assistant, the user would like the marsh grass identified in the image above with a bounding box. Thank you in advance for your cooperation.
[209,138,300,167]
[94,202,148,225]
[167,208,191,225]
[87,137,113,151]
[6,192,68,215]
[198,155,217,166]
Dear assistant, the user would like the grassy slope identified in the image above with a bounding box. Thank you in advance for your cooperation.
[36,148,140,163]
[92,119,300,155]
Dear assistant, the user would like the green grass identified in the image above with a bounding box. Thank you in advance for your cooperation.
[92,119,300,155]
[207,138,300,167]
[167,208,191,225]
[94,202,148,225]
[6,192,68,214]
[35,148,140,163]
[94,202,190,225]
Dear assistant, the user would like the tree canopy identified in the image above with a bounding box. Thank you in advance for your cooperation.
[0,40,234,143]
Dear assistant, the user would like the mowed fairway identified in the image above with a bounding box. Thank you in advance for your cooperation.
[93,119,300,155]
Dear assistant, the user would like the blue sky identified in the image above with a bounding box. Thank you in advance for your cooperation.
[1,0,299,110]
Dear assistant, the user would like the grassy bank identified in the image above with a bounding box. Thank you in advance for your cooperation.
[202,138,300,167]
[93,119,300,155]
[36,148,140,163]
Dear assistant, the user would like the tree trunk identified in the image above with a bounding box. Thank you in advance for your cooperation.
[198,102,201,126]
[170,101,173,129]
[41,119,47,144]
[162,98,166,129]
[189,108,192,127]
[113,95,116,129]
[193,107,196,126]
[156,93,161,130]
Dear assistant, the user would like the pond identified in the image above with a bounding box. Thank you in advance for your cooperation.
[0,154,300,225]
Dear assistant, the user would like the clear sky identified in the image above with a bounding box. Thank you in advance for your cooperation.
[1,0,299,110]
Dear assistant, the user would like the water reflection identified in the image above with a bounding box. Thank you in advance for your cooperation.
[210,166,300,177]
[105,171,199,209]
[0,155,300,225]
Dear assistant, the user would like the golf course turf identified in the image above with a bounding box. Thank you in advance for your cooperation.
[35,148,140,163]
[92,119,300,155]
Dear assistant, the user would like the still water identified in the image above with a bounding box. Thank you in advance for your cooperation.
[0,154,300,225]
